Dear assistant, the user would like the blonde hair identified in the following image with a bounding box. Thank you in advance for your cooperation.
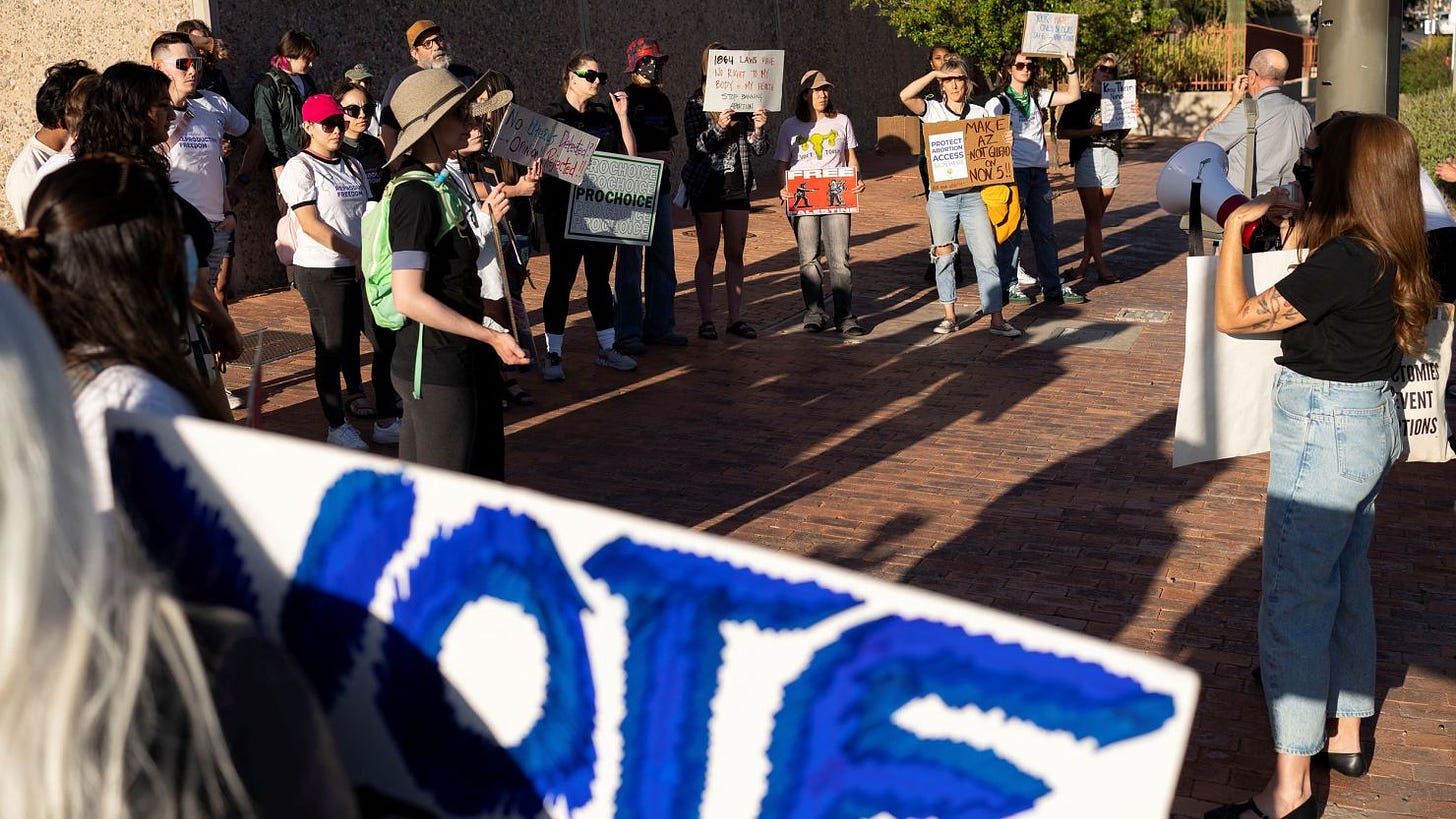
[0,281,251,819]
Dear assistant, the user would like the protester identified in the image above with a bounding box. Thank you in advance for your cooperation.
[177,19,235,104]
[985,51,1086,305]
[385,69,529,478]
[254,29,319,180]
[0,276,360,819]
[613,37,686,354]
[682,41,771,341]
[335,79,388,198]
[5,60,96,227]
[1206,113,1438,819]
[539,51,640,380]
[279,95,391,450]
[775,69,866,335]
[2,156,229,514]
[342,63,382,137]
[379,20,478,154]
[899,54,1021,337]
[1198,48,1311,198]
[1056,53,1134,288]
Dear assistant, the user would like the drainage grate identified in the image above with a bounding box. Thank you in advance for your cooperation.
[234,329,314,368]
[1115,308,1172,323]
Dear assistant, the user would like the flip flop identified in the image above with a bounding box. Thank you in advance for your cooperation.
[726,320,757,339]
[344,390,376,419]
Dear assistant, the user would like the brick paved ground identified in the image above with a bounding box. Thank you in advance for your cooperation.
[224,139,1455,819]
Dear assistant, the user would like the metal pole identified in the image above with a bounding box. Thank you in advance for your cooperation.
[1314,0,1403,121]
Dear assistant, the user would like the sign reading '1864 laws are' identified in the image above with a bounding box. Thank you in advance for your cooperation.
[922,116,1013,191]
[488,103,599,186]
[784,167,859,215]
[703,49,785,112]
[1022,11,1079,58]
[565,151,665,246]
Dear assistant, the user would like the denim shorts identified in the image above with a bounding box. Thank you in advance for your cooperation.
[1074,146,1120,189]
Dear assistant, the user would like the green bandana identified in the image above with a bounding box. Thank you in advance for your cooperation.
[1005,86,1032,119]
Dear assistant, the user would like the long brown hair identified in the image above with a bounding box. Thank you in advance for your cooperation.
[1300,113,1437,355]
[0,155,228,421]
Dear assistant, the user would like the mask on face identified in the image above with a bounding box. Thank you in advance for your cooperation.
[634,59,661,84]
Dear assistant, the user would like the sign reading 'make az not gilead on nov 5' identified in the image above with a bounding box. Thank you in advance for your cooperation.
[109,412,1200,819]
[565,151,664,246]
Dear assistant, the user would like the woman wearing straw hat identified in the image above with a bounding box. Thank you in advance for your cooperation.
[386,69,529,480]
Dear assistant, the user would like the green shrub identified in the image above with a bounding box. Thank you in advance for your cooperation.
[1401,36,1454,95]
[1400,87,1456,211]
[1128,26,1241,93]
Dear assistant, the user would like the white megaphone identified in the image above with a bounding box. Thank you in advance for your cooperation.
[1156,141,1262,248]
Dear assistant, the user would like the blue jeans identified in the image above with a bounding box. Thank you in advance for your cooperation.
[1260,367,1403,755]
[926,189,1003,312]
[995,166,1060,297]
[793,212,853,323]
[614,192,678,341]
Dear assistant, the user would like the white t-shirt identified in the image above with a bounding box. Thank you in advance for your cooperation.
[167,91,251,222]
[984,89,1055,169]
[1420,168,1455,231]
[919,98,991,123]
[775,113,857,172]
[73,365,195,514]
[277,151,370,268]
[28,150,76,201]
[5,135,58,227]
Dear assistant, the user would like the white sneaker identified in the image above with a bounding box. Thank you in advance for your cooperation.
[596,347,638,372]
[1017,266,1037,287]
[226,388,247,410]
[372,418,401,445]
[932,318,956,334]
[988,323,1023,338]
[326,423,369,451]
[542,352,565,382]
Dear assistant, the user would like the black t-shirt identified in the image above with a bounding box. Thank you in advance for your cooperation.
[340,133,390,202]
[539,96,626,218]
[1275,237,1400,382]
[625,84,676,192]
[1060,93,1127,166]
[389,160,484,386]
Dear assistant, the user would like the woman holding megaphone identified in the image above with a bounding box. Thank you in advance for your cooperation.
[1205,114,1438,819]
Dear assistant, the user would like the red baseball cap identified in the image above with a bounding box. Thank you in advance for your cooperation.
[301,94,345,123]
[624,37,667,72]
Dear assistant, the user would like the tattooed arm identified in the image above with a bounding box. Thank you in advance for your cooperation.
[1214,191,1307,335]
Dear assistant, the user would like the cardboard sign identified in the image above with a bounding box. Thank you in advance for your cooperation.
[922,120,972,191]
[564,151,664,246]
[488,103,599,186]
[703,49,785,112]
[1100,80,1137,131]
[108,413,1199,819]
[784,167,859,215]
[1021,12,1079,58]
[964,116,1014,186]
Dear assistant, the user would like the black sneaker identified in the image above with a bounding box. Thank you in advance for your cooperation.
[803,314,828,333]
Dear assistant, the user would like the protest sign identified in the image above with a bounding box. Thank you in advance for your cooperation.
[488,103,599,186]
[964,115,1014,186]
[108,412,1200,819]
[784,167,859,216]
[703,49,785,112]
[1391,305,1455,463]
[1021,12,1079,58]
[922,120,971,191]
[1101,79,1137,131]
[564,151,664,246]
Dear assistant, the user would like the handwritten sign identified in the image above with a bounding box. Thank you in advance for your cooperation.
[564,151,664,246]
[785,167,859,215]
[922,117,1012,191]
[109,412,1199,818]
[1022,11,1079,58]
[488,103,599,186]
[1101,80,1137,131]
[703,49,785,112]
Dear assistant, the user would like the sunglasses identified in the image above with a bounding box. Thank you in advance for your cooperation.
[1011,60,1037,71]
[172,57,199,72]
[1095,65,1119,76]
[573,69,609,84]
[941,75,968,83]
[316,118,345,133]
[341,103,377,118]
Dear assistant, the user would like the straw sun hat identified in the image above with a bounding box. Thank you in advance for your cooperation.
[387,69,508,164]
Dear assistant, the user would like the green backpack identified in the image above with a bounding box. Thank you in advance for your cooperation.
[361,168,470,330]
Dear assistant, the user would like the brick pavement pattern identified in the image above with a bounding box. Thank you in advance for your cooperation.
[224,139,1454,819]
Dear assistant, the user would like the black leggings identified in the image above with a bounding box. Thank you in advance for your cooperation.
[360,301,400,420]
[294,265,363,428]
[392,344,505,480]
[543,211,617,335]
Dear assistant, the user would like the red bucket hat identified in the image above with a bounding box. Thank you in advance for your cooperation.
[624,37,667,72]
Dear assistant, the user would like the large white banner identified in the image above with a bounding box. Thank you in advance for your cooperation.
[110,413,1199,818]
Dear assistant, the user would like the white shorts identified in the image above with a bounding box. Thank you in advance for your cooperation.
[1074,145,1120,189]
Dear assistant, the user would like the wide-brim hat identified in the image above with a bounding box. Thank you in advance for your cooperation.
[470,89,513,119]
[388,68,489,165]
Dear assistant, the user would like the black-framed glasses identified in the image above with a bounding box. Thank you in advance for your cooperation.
[1011,60,1036,71]
[341,103,376,118]
[573,69,609,84]
[418,35,446,50]
[172,57,199,72]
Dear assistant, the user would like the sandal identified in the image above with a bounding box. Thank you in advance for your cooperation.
[504,379,534,407]
[725,320,757,339]
[1097,269,1122,284]
[344,390,376,419]
[698,321,718,340]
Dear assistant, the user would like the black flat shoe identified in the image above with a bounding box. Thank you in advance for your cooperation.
[1205,795,1315,819]
[1320,749,1370,777]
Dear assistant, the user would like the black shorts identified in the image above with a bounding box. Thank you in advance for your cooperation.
[689,186,751,214]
